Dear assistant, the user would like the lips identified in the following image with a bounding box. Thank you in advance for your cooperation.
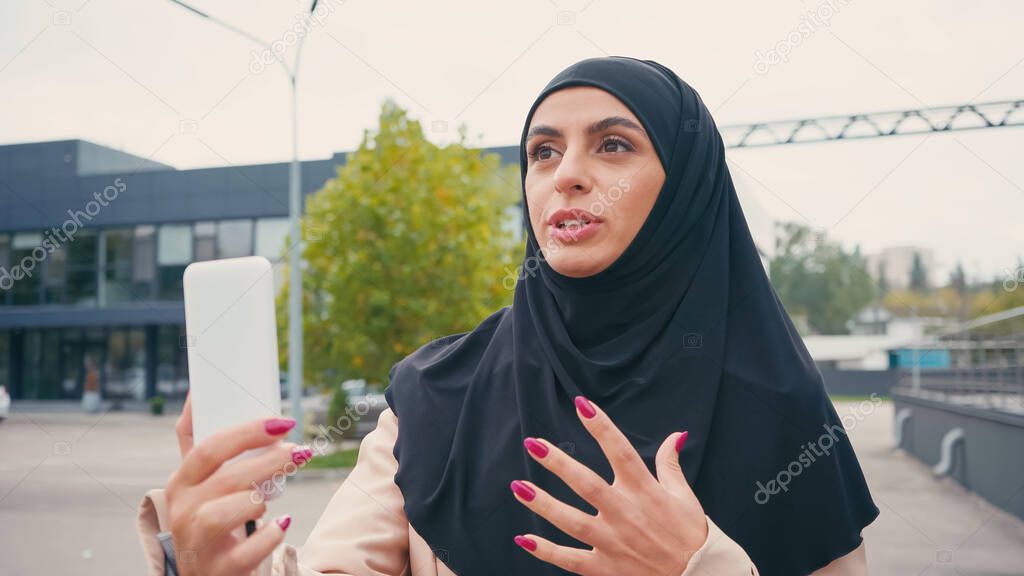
[547,208,602,229]
[546,208,604,243]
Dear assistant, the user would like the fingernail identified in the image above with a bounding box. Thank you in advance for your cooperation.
[265,418,296,435]
[510,480,536,502]
[574,396,596,419]
[514,535,537,551]
[675,430,689,453]
[291,445,313,466]
[523,437,549,459]
[276,515,291,531]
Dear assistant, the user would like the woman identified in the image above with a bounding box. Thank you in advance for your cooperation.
[137,56,878,575]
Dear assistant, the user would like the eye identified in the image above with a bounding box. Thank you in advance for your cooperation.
[599,136,634,154]
[527,143,559,162]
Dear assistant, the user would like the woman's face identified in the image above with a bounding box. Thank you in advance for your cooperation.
[524,86,666,278]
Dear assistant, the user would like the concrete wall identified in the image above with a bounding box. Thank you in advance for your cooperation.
[820,368,899,397]
[893,392,1024,521]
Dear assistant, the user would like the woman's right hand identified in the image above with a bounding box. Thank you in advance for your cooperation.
[166,392,314,575]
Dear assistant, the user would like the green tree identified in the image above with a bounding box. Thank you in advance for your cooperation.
[277,99,523,387]
[769,222,875,334]
[910,251,928,292]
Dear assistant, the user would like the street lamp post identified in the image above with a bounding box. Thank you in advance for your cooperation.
[169,0,319,443]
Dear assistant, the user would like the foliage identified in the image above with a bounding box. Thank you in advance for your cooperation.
[325,385,350,441]
[882,287,963,317]
[303,447,360,469]
[769,221,875,335]
[909,251,929,292]
[277,99,523,387]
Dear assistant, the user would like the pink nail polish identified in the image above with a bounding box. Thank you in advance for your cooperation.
[523,438,549,458]
[291,446,313,465]
[276,515,291,531]
[675,430,689,453]
[574,396,596,419]
[265,418,296,435]
[514,535,538,551]
[510,480,536,502]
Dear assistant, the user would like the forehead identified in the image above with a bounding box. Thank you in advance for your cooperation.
[528,86,639,130]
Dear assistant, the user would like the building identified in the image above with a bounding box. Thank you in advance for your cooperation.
[865,245,937,290]
[0,139,511,402]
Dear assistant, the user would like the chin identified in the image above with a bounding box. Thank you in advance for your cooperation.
[544,250,611,278]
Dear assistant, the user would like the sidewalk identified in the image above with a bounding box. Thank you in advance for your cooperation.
[0,401,1021,575]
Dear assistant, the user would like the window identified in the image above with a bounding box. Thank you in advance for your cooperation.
[158,224,192,265]
[0,234,10,305]
[157,324,189,398]
[158,224,192,300]
[11,232,43,305]
[43,244,66,304]
[255,218,290,260]
[133,225,156,300]
[19,329,61,399]
[105,327,146,401]
[0,330,9,390]
[66,229,98,306]
[194,221,217,262]
[102,228,135,305]
[217,219,253,258]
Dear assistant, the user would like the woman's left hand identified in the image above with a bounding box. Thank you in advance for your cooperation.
[510,395,708,576]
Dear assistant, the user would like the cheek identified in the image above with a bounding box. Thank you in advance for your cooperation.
[524,182,549,230]
[613,175,662,239]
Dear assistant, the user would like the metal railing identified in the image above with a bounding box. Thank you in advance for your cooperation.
[895,341,1024,415]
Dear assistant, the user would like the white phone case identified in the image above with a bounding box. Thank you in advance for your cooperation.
[183,256,286,500]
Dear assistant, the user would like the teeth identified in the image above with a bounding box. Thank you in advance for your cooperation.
[557,218,590,229]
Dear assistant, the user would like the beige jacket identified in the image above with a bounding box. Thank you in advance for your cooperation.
[137,409,762,576]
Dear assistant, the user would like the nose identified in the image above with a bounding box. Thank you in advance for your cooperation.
[552,148,593,196]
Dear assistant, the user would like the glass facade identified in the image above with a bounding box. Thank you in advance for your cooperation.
[156,324,189,399]
[0,331,9,390]
[217,219,253,258]
[10,232,43,305]
[0,217,290,400]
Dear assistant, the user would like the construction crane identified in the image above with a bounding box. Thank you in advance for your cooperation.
[720,99,1023,148]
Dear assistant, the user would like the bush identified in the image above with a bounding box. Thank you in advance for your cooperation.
[325,386,351,441]
[149,395,165,416]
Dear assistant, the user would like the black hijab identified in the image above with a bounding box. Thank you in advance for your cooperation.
[384,56,878,575]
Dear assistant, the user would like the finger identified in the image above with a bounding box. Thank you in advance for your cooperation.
[175,392,194,460]
[510,480,605,547]
[513,533,594,575]
[523,437,613,512]
[223,514,291,575]
[174,416,297,487]
[655,431,694,501]
[573,396,653,487]
[194,489,268,541]
[203,442,312,498]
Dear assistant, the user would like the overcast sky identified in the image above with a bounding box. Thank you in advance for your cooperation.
[1,0,1022,281]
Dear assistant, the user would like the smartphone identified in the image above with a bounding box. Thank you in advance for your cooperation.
[183,255,286,500]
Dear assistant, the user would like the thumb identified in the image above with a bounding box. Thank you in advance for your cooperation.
[655,431,693,501]
[175,392,194,461]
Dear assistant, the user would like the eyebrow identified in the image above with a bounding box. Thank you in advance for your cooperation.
[525,116,648,141]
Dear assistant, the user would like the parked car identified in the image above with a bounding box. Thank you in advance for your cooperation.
[0,385,10,421]
[338,379,387,439]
